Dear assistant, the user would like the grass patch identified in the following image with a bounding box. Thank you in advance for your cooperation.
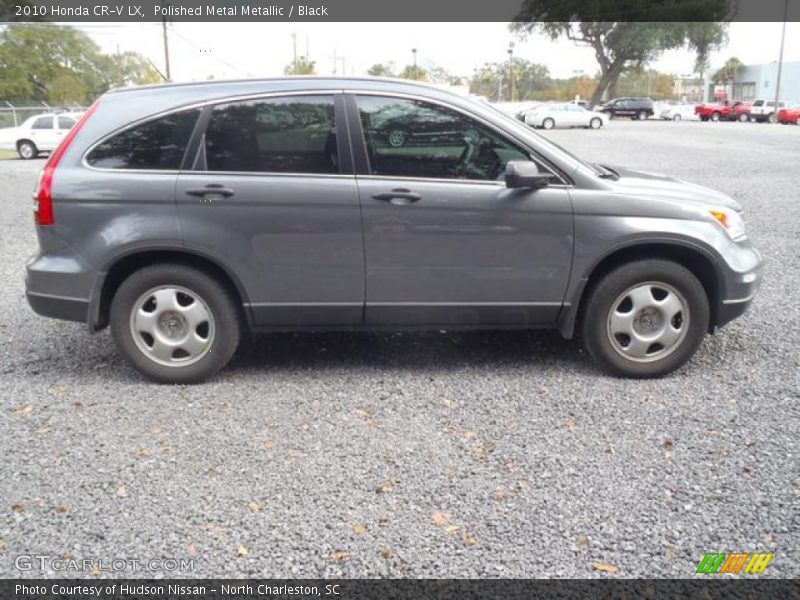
[0,149,17,160]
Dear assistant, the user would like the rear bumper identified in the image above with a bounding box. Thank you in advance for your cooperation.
[25,250,94,325]
[26,290,89,323]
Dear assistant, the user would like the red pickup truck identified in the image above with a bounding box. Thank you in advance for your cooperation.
[694,101,751,122]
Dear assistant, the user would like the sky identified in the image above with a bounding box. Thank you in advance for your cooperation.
[72,22,800,82]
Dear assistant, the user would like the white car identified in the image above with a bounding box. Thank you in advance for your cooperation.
[0,112,83,159]
[660,104,700,121]
[749,99,787,123]
[524,103,608,130]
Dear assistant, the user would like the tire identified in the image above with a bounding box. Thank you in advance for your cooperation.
[672,114,682,122]
[796,118,800,126]
[738,112,749,122]
[589,117,602,129]
[542,118,555,130]
[17,140,38,159]
[581,259,709,378]
[710,112,721,122]
[767,113,775,123]
[387,129,406,147]
[110,264,241,383]
[637,110,648,121]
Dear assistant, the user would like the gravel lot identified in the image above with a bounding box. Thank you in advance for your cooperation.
[0,120,798,579]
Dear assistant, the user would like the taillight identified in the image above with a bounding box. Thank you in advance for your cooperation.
[34,99,100,226]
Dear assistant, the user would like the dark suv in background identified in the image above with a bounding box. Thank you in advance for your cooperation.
[26,78,761,383]
[597,97,655,120]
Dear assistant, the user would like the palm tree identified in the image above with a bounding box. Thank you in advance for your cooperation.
[713,57,745,101]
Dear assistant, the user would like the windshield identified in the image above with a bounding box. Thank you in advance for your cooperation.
[480,101,601,175]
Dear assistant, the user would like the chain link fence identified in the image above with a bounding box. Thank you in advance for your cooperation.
[0,102,88,129]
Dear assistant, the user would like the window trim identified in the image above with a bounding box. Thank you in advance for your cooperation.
[344,91,571,186]
[82,90,353,177]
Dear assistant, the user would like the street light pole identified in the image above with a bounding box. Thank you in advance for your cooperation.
[161,17,171,81]
[292,33,298,73]
[773,0,788,123]
[412,48,418,80]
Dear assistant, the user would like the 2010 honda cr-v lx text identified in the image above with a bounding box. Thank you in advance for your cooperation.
[26,78,762,383]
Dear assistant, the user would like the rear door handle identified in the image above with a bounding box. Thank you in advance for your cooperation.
[186,184,235,198]
[371,189,421,205]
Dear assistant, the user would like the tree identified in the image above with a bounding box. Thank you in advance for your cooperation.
[367,63,396,77]
[284,57,316,76]
[0,24,162,103]
[469,59,550,101]
[713,56,744,99]
[399,65,427,81]
[511,1,731,105]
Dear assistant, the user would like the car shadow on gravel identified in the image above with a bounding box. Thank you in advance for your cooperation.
[225,329,591,375]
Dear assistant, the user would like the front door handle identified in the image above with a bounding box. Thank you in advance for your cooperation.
[371,189,421,205]
[186,184,235,198]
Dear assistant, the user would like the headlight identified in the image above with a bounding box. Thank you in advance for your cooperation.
[707,206,747,241]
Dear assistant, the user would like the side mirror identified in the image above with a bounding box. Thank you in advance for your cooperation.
[505,161,555,189]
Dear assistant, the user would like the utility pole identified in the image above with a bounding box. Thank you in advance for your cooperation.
[332,48,337,74]
[773,0,788,123]
[161,17,171,80]
[412,48,417,80]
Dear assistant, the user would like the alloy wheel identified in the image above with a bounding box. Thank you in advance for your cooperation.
[129,286,215,367]
[606,282,689,363]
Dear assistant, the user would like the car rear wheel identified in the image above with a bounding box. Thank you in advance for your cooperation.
[738,112,749,122]
[589,117,602,129]
[542,118,555,130]
[796,117,800,126]
[581,259,709,378]
[17,140,38,159]
[767,113,775,123]
[672,114,682,121]
[110,264,241,383]
[636,110,648,120]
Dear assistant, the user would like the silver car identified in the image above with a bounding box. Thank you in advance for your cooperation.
[524,102,608,129]
[25,78,762,383]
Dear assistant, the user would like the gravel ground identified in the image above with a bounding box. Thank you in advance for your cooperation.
[0,119,798,579]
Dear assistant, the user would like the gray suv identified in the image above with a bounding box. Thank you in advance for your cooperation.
[26,78,762,383]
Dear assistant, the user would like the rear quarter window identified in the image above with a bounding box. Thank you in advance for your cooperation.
[86,109,200,170]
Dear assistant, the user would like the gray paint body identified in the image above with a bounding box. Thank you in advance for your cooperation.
[25,77,762,336]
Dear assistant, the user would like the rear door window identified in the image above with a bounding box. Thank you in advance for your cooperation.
[86,109,200,170]
[57,116,76,129]
[202,95,338,174]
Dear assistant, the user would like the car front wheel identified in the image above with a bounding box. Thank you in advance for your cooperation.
[589,117,602,129]
[738,113,749,122]
[710,112,721,122]
[387,129,406,147]
[581,259,709,378]
[110,264,241,383]
[637,111,648,120]
[672,114,682,121]
[542,118,555,130]
[17,140,38,159]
